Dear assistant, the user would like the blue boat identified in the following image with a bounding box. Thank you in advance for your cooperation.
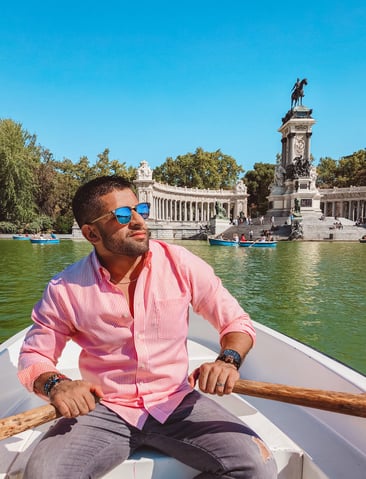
[30,237,60,244]
[209,238,277,248]
[12,234,30,241]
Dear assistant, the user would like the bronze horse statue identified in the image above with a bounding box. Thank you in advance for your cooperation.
[291,78,307,108]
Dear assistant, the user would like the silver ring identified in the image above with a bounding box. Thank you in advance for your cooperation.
[216,382,225,388]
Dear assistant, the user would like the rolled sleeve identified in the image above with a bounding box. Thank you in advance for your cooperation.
[218,316,256,344]
[17,362,59,393]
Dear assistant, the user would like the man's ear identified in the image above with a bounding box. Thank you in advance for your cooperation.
[81,224,100,244]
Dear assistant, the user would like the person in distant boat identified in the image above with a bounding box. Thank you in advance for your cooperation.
[18,176,277,479]
[240,233,247,242]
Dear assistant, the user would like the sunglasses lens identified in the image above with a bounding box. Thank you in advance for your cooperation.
[114,203,150,224]
[136,203,150,219]
[114,207,132,224]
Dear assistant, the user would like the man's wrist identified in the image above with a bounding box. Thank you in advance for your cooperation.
[216,349,242,370]
[43,373,71,397]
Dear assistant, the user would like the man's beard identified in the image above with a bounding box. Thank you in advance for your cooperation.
[100,229,149,257]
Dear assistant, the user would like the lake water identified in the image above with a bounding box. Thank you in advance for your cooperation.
[1,238,365,374]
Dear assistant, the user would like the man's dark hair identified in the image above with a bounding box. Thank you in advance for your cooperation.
[72,176,134,227]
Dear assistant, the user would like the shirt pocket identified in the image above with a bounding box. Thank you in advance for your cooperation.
[153,296,189,339]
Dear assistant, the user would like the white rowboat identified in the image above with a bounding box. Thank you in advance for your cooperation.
[1,310,366,479]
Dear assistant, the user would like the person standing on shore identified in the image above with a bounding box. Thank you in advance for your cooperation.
[18,175,277,479]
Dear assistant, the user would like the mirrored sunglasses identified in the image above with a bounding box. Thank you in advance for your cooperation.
[91,202,150,224]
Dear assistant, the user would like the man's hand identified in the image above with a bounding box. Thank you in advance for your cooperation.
[49,379,103,418]
[188,361,239,396]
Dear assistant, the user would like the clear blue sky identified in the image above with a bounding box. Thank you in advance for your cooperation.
[1,1,365,173]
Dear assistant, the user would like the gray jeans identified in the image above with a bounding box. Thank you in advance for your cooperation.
[24,390,277,478]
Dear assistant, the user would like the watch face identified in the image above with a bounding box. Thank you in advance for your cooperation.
[219,349,241,369]
[223,349,240,361]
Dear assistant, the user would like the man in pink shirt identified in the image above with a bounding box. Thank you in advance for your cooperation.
[18,176,277,478]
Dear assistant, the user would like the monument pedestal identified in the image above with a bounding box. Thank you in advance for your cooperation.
[208,218,230,236]
[268,103,321,217]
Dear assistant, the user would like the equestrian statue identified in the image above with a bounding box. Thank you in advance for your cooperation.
[291,78,308,108]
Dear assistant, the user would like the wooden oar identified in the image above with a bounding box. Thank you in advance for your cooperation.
[248,239,260,248]
[1,379,366,441]
[232,379,366,417]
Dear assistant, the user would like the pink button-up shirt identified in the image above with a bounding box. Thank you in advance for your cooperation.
[18,240,255,429]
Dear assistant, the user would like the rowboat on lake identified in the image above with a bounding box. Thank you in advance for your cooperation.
[12,234,30,241]
[209,238,277,248]
[30,236,60,244]
[1,310,366,479]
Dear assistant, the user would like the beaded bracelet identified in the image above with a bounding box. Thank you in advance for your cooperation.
[43,373,71,397]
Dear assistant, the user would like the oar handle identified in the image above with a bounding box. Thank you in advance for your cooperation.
[0,403,59,441]
[233,379,366,417]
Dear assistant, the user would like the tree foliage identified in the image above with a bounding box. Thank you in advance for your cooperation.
[244,162,275,215]
[153,147,244,189]
[0,119,139,233]
[0,119,41,223]
[317,149,366,188]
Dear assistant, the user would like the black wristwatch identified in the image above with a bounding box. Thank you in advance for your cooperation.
[216,349,242,370]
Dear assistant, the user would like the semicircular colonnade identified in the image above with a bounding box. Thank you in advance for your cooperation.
[134,161,248,225]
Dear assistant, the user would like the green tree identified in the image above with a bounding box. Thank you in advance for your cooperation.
[316,157,338,188]
[0,119,40,224]
[90,148,136,181]
[244,162,275,215]
[153,147,244,189]
[316,150,366,188]
[34,148,59,218]
[337,149,366,186]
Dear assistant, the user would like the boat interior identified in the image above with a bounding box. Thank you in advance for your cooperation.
[1,311,366,478]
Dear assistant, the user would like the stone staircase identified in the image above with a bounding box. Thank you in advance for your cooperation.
[300,214,365,241]
[219,215,366,242]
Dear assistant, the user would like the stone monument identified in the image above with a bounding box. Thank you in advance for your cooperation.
[267,78,321,218]
[134,160,155,209]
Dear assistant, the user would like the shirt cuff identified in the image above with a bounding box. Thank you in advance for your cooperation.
[18,363,59,393]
